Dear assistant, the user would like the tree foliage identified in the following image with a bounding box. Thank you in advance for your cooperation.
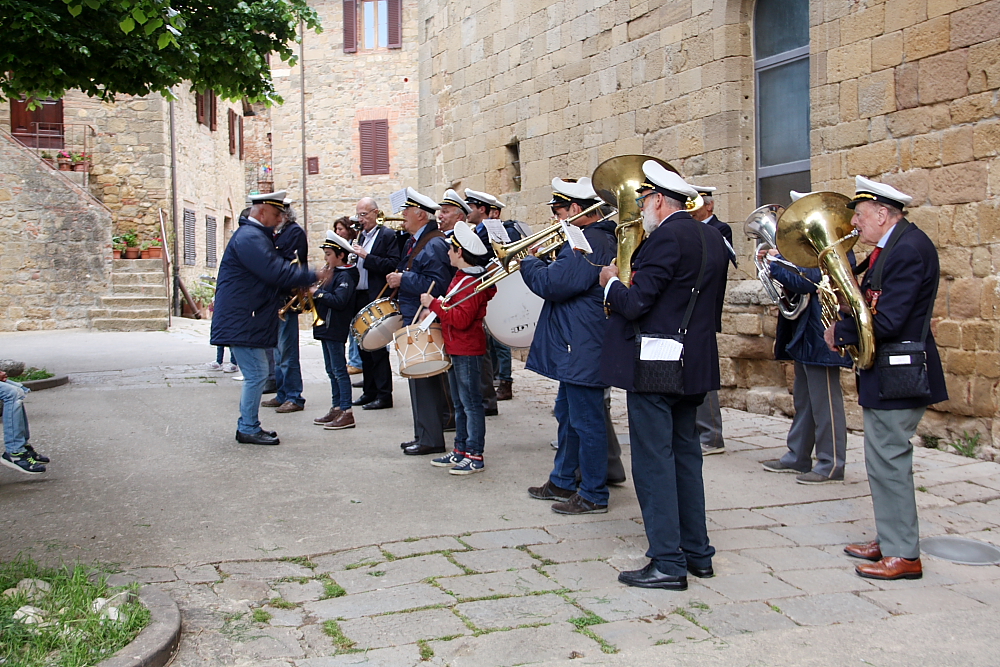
[0,0,322,105]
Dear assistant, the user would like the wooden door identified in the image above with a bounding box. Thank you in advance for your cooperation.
[10,99,64,149]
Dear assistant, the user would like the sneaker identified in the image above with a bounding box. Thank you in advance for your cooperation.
[23,444,49,464]
[701,444,725,456]
[1,451,45,475]
[324,411,355,430]
[450,457,484,475]
[431,450,465,468]
[232,375,244,382]
[551,492,608,515]
[761,459,808,473]
[221,362,239,373]
[204,361,223,371]
[796,471,844,485]
[528,480,575,501]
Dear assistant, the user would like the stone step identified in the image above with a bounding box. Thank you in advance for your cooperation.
[91,318,168,332]
[88,307,170,319]
[99,295,169,308]
[112,284,168,296]
[112,272,168,286]
[113,258,165,271]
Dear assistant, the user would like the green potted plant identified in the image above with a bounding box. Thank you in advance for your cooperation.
[40,151,55,168]
[122,229,140,259]
[147,236,164,259]
[57,150,72,171]
[71,152,91,172]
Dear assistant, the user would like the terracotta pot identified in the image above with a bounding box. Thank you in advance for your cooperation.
[140,249,150,259]
[124,247,141,259]
[113,249,122,259]
[147,246,163,259]
[58,161,72,171]
[72,161,89,172]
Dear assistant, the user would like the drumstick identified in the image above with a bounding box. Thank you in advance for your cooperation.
[376,283,390,299]
[411,280,436,325]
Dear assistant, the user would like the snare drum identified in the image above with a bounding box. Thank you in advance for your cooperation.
[394,323,451,378]
[351,297,403,350]
[484,271,544,349]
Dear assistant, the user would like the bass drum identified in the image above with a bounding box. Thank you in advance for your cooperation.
[484,271,544,349]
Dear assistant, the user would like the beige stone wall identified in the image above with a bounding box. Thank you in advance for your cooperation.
[270,0,420,265]
[417,0,1000,444]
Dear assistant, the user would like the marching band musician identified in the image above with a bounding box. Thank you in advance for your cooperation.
[348,198,403,414]
[599,164,728,590]
[524,177,618,515]
[437,189,471,235]
[386,188,455,456]
[826,176,947,581]
[211,191,326,447]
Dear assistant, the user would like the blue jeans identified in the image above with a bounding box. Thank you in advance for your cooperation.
[348,337,363,369]
[448,356,485,456]
[1,380,30,455]
[215,346,235,365]
[321,340,353,411]
[489,336,512,382]
[274,316,304,405]
[551,382,609,505]
[230,347,269,434]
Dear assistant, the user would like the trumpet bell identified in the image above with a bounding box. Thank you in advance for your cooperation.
[775,192,858,269]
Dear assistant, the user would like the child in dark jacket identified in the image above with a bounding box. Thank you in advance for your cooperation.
[420,222,496,474]
[312,231,360,431]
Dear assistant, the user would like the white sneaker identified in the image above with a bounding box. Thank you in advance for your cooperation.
[232,375,244,382]
[222,362,239,373]
[204,361,222,371]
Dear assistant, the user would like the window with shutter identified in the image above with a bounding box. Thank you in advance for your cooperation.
[209,91,218,131]
[343,0,358,53]
[183,209,197,266]
[239,116,245,160]
[196,93,206,126]
[307,157,320,175]
[387,0,402,48]
[206,216,218,268]
[358,119,390,176]
[228,110,237,155]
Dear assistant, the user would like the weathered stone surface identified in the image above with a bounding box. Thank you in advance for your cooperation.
[462,529,558,550]
[339,608,469,650]
[740,546,844,572]
[571,587,660,622]
[218,561,313,581]
[263,605,306,627]
[543,519,645,541]
[861,586,987,614]
[590,614,711,648]
[774,569,877,595]
[125,567,177,583]
[689,601,797,636]
[213,579,274,604]
[275,580,325,604]
[381,536,468,558]
[334,555,462,594]
[776,592,889,626]
[232,626,305,660]
[451,548,540,574]
[528,537,630,563]
[709,528,796,551]
[305,583,453,620]
[175,565,221,584]
[312,547,385,574]
[441,569,557,600]
[542,561,623,591]
[296,645,422,666]
[700,572,803,602]
[429,624,598,666]
[455,593,579,630]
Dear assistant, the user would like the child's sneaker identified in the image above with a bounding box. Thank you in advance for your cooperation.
[204,361,223,371]
[1,451,46,474]
[431,450,465,468]
[23,444,49,464]
[450,456,484,475]
[221,362,239,373]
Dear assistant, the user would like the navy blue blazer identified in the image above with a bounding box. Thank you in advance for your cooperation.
[357,223,402,301]
[313,266,360,343]
[833,221,947,409]
[601,211,729,394]
[395,222,454,322]
[772,257,854,368]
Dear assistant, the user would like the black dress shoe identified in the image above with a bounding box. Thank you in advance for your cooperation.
[607,476,627,486]
[400,439,418,450]
[362,397,393,410]
[236,430,280,446]
[352,395,375,407]
[485,407,499,417]
[261,381,278,395]
[351,380,364,388]
[618,562,688,590]
[404,443,446,456]
[686,564,714,578]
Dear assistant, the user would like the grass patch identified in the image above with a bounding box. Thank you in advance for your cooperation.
[655,638,675,645]
[199,378,216,384]
[947,431,981,459]
[0,556,150,667]
[9,367,54,382]
[320,577,346,599]
[267,598,296,610]
[673,607,711,633]
[688,600,710,611]
[444,554,476,576]
[280,556,316,570]
[922,435,941,449]
[404,537,420,543]
[768,604,782,614]
[252,608,272,623]
[322,619,357,653]
[917,486,928,493]
[417,639,434,660]
[568,610,605,629]
[367,570,386,577]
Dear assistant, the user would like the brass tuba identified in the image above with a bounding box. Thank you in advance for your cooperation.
[744,204,810,320]
[592,154,679,286]
[775,192,875,370]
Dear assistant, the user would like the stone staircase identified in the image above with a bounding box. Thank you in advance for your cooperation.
[89,258,170,331]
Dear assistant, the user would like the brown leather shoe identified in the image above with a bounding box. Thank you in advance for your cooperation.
[496,380,513,401]
[261,397,283,408]
[552,492,608,515]
[347,365,363,375]
[855,556,922,580]
[324,411,355,430]
[275,401,304,413]
[527,480,575,501]
[844,540,883,561]
[313,407,342,425]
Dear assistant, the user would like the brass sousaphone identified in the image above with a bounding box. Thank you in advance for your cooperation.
[775,192,875,370]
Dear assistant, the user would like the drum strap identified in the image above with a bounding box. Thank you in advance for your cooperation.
[405,229,446,271]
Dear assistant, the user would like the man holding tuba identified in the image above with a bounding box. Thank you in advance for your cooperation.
[599,164,729,590]
[825,176,947,581]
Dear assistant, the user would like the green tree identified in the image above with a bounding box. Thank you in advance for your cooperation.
[0,0,321,105]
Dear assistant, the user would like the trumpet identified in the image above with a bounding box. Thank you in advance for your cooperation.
[278,284,326,327]
[377,211,405,231]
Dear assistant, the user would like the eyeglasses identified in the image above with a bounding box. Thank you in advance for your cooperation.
[635,192,655,209]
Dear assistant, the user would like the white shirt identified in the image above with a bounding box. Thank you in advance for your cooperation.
[355,225,381,290]
[876,224,897,248]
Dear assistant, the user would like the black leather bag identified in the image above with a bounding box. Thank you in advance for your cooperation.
[876,341,931,401]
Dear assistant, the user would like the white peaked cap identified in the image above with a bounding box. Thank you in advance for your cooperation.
[401,186,441,212]
[849,175,913,210]
[464,188,502,209]
[321,230,354,254]
[789,190,818,202]
[451,217,488,256]
[639,161,698,201]
[248,190,287,207]
[692,185,717,195]
[439,188,472,215]
[551,177,599,202]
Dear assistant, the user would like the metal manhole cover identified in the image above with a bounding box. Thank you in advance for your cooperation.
[920,536,1000,565]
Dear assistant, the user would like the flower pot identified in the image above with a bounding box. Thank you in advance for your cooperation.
[58,160,72,171]
[147,246,163,259]
[113,249,122,259]
[72,161,89,172]
[124,247,141,259]
[140,249,150,259]
[42,158,56,169]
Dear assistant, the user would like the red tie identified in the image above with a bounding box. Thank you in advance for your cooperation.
[866,247,881,273]
[403,236,415,257]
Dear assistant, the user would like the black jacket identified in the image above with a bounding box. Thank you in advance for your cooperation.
[833,221,947,409]
[601,211,729,394]
[273,221,309,298]
[313,266,360,342]
[356,224,402,301]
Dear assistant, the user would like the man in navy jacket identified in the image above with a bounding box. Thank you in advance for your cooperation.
[827,176,946,581]
[211,191,323,446]
[523,177,617,515]
[599,163,728,591]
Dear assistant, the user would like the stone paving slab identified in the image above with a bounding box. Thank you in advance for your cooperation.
[543,519,646,541]
[770,521,876,547]
[628,584,728,611]
[706,508,780,529]
[774,592,889,626]
[276,580,326,603]
[528,537,630,564]
[739,545,845,571]
[774,568,878,594]
[264,605,306,627]
[219,561,314,580]
[948,581,1000,605]
[427,623,599,666]
[700,572,804,602]
[689,601,798,636]
[926,481,1000,504]
[914,461,1000,486]
[861,586,987,614]
[338,607,469,650]
[571,587,659,622]
[232,626,306,660]
[214,579,275,604]
[451,548,540,574]
[543,561,623,591]
[440,568,557,600]
[461,528,559,550]
[125,566,178,583]
[455,593,579,630]
[312,547,385,574]
[756,497,873,526]
[176,564,222,584]
[305,583,454,620]
[333,555,462,594]
[589,614,712,649]
[381,536,468,558]
[709,528,797,551]
[295,645,422,667]
[709,551,772,575]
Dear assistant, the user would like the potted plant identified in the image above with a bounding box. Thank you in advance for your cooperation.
[122,229,140,259]
[112,241,125,259]
[40,151,55,168]
[57,150,73,171]
[146,237,164,259]
[71,152,91,172]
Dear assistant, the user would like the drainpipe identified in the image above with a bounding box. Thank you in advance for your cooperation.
[299,20,308,228]
[169,95,180,316]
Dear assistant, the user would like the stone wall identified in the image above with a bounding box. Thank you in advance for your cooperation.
[0,132,112,331]
[416,0,1000,445]
[270,0,420,263]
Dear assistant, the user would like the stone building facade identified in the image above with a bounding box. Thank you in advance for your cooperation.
[416,0,1000,446]
[269,0,420,262]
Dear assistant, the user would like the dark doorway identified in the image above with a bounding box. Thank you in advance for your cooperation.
[10,99,65,149]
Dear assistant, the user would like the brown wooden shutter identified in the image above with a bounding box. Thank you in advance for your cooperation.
[183,209,197,265]
[209,91,218,131]
[307,157,320,174]
[359,120,375,175]
[387,0,402,49]
[196,92,205,126]
[228,109,236,154]
[239,116,245,160]
[373,119,390,173]
[343,0,358,53]
[206,216,218,268]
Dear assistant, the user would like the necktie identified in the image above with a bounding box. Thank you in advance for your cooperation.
[866,247,881,275]
[403,236,415,257]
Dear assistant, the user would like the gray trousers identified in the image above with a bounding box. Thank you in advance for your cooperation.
[408,375,448,450]
[780,362,847,477]
[696,390,724,448]
[864,406,925,559]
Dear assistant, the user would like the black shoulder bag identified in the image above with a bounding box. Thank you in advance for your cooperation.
[632,224,708,395]
[869,221,937,401]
